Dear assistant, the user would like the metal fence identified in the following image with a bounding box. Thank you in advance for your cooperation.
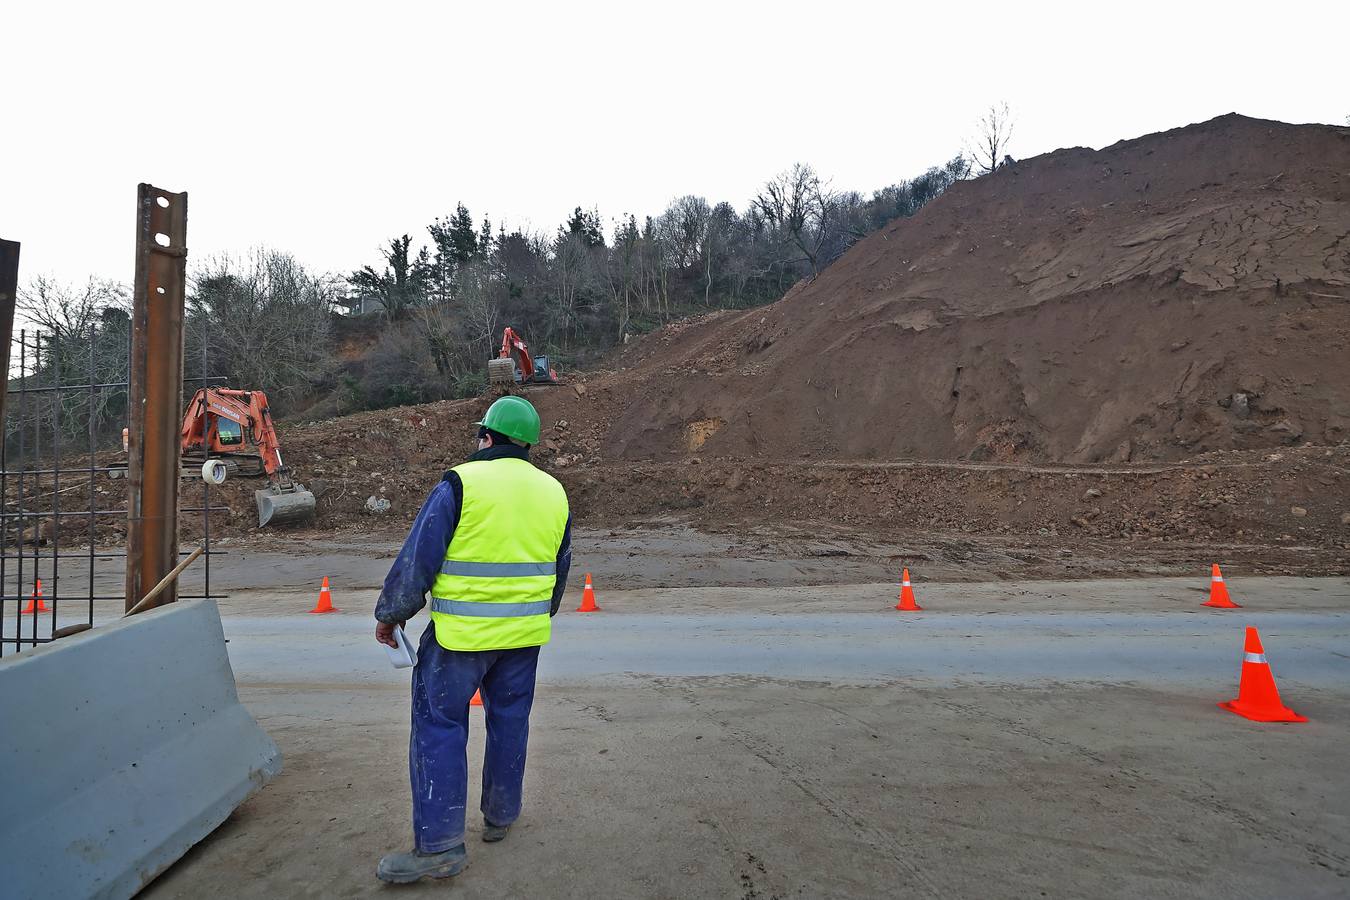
[0,325,228,656]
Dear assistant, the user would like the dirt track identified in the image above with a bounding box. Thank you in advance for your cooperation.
[114,534,1350,900]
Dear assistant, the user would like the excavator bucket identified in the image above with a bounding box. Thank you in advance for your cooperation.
[256,483,316,528]
[487,357,515,385]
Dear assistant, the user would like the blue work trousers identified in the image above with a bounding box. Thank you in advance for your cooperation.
[410,623,540,853]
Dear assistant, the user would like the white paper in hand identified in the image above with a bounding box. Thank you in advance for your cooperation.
[384,625,418,669]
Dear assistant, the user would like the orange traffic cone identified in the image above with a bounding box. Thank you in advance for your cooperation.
[470,690,483,707]
[895,568,922,611]
[21,578,49,615]
[309,576,338,614]
[1203,563,1240,608]
[1220,627,1306,722]
[576,573,600,613]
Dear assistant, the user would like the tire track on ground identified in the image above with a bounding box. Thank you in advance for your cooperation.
[930,696,1350,876]
[652,678,948,899]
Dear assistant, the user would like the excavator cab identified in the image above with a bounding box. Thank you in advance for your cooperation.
[216,418,244,447]
[531,355,554,380]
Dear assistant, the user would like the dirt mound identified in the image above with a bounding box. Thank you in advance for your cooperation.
[129,114,1349,562]
[583,114,1350,463]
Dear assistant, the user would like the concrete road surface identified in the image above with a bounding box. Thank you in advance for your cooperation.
[130,568,1350,900]
[219,606,1349,689]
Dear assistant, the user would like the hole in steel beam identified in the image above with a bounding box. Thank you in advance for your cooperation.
[154,233,171,247]
[156,287,165,295]
[156,196,170,208]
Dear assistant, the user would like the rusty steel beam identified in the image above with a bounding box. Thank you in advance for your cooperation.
[0,239,17,431]
[125,185,188,613]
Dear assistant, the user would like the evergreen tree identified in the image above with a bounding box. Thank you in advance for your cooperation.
[348,234,431,318]
[447,203,478,267]
[563,206,605,248]
[478,216,493,263]
[427,203,480,301]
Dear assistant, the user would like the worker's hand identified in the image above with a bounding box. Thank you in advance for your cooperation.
[375,620,404,648]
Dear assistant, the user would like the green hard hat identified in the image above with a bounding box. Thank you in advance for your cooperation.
[478,395,541,445]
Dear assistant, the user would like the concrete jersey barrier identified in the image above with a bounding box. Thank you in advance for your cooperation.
[0,599,282,899]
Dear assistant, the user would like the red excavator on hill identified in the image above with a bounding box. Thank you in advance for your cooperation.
[487,327,560,386]
[180,388,317,527]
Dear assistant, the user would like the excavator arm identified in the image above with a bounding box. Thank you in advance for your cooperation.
[181,388,287,478]
[487,327,559,385]
[500,327,535,379]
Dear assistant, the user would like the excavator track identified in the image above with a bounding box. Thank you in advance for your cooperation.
[182,453,258,476]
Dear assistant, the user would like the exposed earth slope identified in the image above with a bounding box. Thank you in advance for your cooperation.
[590,114,1350,463]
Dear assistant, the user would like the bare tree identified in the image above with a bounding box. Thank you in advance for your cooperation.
[188,249,337,410]
[638,216,671,321]
[658,195,711,270]
[970,102,1015,175]
[17,276,128,339]
[551,231,590,348]
[754,163,837,277]
[359,321,441,409]
[410,304,486,396]
[13,277,131,450]
[437,260,503,389]
[605,215,642,339]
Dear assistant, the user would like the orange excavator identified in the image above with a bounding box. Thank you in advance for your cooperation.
[487,327,560,386]
[180,388,317,527]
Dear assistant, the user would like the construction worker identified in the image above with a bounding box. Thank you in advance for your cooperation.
[373,395,571,884]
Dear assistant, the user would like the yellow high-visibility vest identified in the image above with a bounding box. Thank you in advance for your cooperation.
[429,457,569,651]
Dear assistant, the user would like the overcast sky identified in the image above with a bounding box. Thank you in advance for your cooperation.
[3,0,1346,288]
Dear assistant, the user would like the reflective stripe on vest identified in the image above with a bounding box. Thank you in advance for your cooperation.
[440,560,557,577]
[431,598,553,617]
[429,457,569,652]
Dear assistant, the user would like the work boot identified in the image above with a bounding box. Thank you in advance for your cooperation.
[482,819,510,843]
[376,845,467,883]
